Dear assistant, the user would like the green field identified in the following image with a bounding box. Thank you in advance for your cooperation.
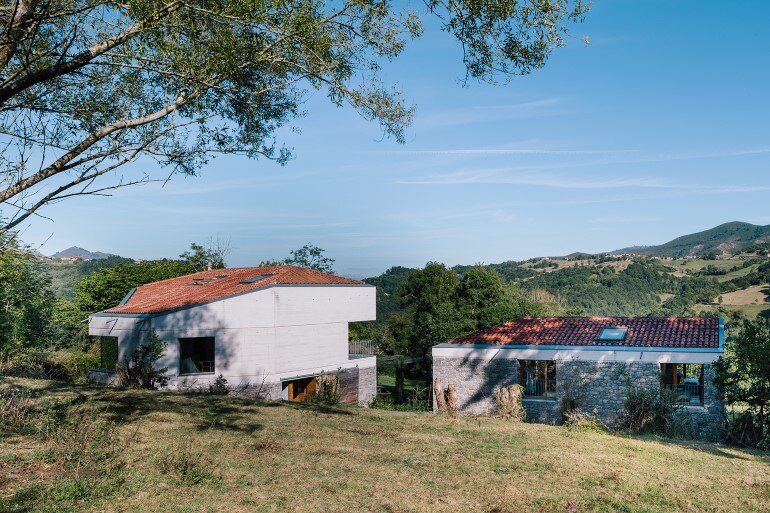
[2,378,769,513]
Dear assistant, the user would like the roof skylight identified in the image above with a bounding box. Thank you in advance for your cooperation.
[597,326,628,342]
[241,274,274,284]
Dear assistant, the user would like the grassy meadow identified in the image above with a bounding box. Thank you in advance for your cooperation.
[1,378,769,513]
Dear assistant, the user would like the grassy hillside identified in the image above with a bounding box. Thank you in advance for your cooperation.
[2,378,769,513]
[617,222,770,258]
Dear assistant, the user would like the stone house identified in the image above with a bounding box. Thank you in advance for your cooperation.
[88,266,376,404]
[432,316,726,440]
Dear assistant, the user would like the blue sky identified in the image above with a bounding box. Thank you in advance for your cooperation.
[22,0,770,277]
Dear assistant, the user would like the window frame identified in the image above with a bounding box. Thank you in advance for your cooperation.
[660,362,704,406]
[178,336,216,376]
[518,360,557,399]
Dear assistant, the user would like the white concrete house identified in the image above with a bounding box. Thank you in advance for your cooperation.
[88,266,377,404]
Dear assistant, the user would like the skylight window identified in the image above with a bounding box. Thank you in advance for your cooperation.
[242,274,273,284]
[597,326,628,342]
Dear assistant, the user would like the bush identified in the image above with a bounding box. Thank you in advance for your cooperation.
[115,330,168,389]
[620,388,677,435]
[43,348,100,383]
[208,374,230,395]
[563,409,606,433]
[724,411,767,449]
[308,373,341,405]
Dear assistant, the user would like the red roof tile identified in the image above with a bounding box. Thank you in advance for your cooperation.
[447,316,721,349]
[104,266,363,315]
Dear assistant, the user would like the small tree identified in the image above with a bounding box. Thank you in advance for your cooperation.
[116,330,168,389]
[714,318,770,447]
[284,243,335,273]
[179,237,231,272]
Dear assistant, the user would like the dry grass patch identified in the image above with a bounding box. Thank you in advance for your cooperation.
[718,284,770,306]
[1,377,768,513]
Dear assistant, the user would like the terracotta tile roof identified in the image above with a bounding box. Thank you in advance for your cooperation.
[103,266,363,315]
[447,316,721,349]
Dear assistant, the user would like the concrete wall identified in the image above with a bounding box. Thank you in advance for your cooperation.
[432,347,726,441]
[88,285,377,403]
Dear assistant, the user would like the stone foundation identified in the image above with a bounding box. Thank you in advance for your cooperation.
[357,365,377,406]
[433,357,726,441]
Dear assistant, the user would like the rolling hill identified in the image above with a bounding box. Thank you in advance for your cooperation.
[613,221,770,258]
[51,246,116,260]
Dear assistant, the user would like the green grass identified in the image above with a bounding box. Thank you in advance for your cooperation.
[2,378,769,513]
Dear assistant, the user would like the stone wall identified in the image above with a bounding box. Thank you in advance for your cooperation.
[432,357,726,441]
[433,357,520,414]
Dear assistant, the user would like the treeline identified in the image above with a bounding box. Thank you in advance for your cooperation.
[0,238,225,379]
[353,263,567,357]
[359,256,770,354]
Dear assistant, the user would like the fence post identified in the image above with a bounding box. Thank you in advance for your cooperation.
[395,358,404,404]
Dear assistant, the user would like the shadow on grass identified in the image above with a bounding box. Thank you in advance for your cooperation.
[632,433,770,463]
[0,483,42,513]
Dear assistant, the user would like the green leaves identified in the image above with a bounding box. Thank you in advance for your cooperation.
[1,0,586,231]
[75,260,193,313]
[0,235,55,359]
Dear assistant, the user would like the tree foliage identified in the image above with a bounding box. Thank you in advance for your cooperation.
[714,318,770,447]
[75,259,192,313]
[0,0,587,233]
[282,242,334,272]
[0,235,55,360]
[179,238,230,272]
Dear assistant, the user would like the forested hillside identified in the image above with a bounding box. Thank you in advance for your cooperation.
[614,221,770,258]
[362,251,770,334]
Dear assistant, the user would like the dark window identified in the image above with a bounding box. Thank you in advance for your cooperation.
[660,363,704,405]
[597,326,628,342]
[519,360,556,397]
[179,337,215,375]
[99,336,118,369]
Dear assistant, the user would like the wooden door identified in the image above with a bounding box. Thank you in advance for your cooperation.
[287,377,318,402]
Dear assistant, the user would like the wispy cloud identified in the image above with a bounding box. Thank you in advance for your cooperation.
[415,97,567,129]
[396,169,666,188]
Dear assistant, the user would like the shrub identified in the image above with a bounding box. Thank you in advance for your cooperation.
[208,374,230,395]
[724,411,767,449]
[43,349,100,383]
[0,349,49,378]
[115,330,168,389]
[620,387,677,435]
[563,409,606,433]
[495,384,525,421]
[308,373,341,405]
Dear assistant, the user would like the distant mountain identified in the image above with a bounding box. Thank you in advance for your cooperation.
[51,246,115,260]
[613,222,770,258]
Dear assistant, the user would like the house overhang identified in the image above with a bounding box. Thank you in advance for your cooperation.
[91,282,374,319]
[432,339,724,364]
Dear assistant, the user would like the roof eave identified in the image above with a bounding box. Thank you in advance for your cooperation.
[96,282,373,318]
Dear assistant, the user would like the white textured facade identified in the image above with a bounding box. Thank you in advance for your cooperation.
[89,284,376,400]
